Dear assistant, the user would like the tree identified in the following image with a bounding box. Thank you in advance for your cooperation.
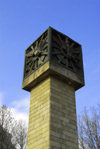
[0,105,27,149]
[0,105,16,149]
[12,120,27,149]
[0,105,15,134]
[78,106,100,149]
[0,125,16,149]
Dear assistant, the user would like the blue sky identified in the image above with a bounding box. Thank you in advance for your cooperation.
[0,0,100,119]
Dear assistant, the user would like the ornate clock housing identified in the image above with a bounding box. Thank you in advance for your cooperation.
[24,30,48,78]
[51,28,84,79]
[23,27,84,88]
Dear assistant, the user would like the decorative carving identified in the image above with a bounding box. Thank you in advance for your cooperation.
[23,27,84,80]
[52,30,82,74]
[24,31,48,78]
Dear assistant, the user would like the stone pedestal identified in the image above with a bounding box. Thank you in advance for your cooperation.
[22,27,85,149]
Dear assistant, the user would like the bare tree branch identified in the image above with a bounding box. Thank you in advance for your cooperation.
[0,105,27,149]
[78,105,100,149]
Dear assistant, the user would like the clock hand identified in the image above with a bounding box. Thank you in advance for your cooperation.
[26,46,35,57]
[40,51,48,55]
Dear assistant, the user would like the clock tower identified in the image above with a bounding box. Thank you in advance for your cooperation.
[22,27,85,149]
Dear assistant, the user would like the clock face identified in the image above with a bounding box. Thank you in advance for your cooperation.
[23,27,83,80]
[51,30,83,76]
[24,31,48,78]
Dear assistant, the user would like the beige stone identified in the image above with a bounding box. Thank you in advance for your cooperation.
[25,76,79,149]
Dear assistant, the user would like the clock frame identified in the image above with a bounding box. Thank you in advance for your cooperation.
[24,30,48,79]
[23,27,84,83]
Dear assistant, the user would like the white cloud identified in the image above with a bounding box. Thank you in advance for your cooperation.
[11,108,29,124]
[12,96,30,113]
[11,96,30,124]
[0,91,30,124]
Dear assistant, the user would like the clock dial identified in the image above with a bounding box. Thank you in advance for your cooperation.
[24,31,48,78]
[51,30,82,76]
[23,27,84,81]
